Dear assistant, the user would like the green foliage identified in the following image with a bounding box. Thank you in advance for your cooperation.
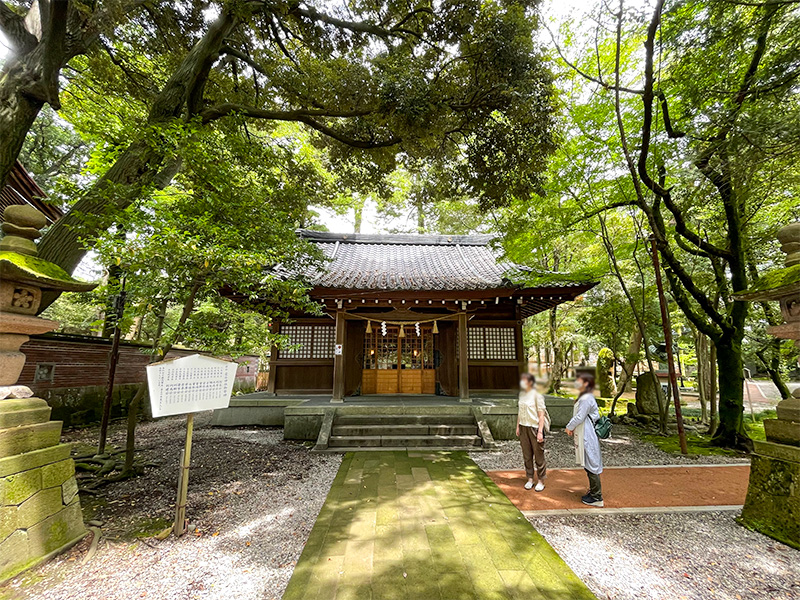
[89,123,327,355]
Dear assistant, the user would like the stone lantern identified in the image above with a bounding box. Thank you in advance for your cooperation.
[734,221,800,549]
[0,205,97,581]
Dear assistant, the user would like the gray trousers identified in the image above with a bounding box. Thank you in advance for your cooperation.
[519,425,546,480]
[585,469,602,499]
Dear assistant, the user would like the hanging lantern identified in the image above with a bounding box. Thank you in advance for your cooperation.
[398,326,406,338]
[365,320,372,334]
[432,320,439,334]
[415,322,421,337]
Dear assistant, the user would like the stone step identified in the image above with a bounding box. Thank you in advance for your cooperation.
[335,414,476,426]
[331,424,478,437]
[318,446,488,453]
[328,434,482,448]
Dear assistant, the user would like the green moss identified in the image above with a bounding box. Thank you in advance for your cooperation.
[735,263,800,298]
[0,251,95,292]
[512,267,598,288]
[641,432,743,457]
[131,516,172,539]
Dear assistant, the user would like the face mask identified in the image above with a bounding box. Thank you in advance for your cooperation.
[519,380,528,390]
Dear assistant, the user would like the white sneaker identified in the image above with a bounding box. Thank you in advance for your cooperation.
[534,481,545,492]
[524,480,534,490]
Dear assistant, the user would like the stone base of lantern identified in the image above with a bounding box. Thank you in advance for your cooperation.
[0,398,86,582]
[739,440,800,550]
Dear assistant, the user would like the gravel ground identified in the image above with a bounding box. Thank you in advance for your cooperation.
[470,423,751,472]
[1,413,341,600]
[530,511,800,600]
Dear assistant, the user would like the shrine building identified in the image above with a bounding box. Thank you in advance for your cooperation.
[266,231,595,402]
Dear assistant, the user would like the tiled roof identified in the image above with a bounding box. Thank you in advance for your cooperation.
[298,230,582,292]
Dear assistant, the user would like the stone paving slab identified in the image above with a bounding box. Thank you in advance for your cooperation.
[282,451,596,600]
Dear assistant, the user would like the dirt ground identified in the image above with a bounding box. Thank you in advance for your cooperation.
[0,413,341,600]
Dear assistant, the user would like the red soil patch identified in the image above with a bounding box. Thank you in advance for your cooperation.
[487,465,750,511]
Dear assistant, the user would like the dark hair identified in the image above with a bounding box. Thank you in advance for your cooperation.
[577,373,596,390]
[520,372,536,387]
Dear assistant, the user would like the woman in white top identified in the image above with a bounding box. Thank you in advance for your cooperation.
[516,372,547,491]
[565,373,604,507]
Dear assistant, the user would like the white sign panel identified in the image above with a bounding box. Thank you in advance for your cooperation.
[334,344,343,356]
[147,354,236,418]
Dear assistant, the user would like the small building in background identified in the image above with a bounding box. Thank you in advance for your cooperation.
[0,161,62,224]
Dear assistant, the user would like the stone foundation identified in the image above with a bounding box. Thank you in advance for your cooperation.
[739,441,800,550]
[0,398,86,582]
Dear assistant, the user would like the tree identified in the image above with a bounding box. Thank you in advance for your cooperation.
[547,0,800,448]
[0,0,125,187]
[88,122,325,471]
[35,0,558,306]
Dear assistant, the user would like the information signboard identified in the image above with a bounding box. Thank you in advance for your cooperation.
[147,354,236,418]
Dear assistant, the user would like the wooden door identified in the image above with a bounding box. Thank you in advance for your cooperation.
[362,324,436,394]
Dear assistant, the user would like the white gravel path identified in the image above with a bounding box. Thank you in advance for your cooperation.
[1,413,341,600]
[470,423,750,472]
[531,511,800,600]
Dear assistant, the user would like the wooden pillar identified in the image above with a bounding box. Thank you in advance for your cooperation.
[458,311,469,402]
[332,308,345,402]
[266,319,280,395]
[515,305,527,376]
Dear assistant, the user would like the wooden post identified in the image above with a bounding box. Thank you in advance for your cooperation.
[174,412,194,536]
[266,319,280,395]
[458,311,470,402]
[98,282,126,455]
[514,305,527,377]
[332,308,345,402]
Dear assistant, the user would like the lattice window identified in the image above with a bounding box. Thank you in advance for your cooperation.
[280,324,335,359]
[468,326,516,360]
[313,326,335,358]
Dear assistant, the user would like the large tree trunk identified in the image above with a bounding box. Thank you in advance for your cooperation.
[712,333,751,450]
[756,342,792,401]
[0,74,44,187]
[694,328,711,424]
[617,327,642,394]
[547,307,562,394]
[0,1,70,187]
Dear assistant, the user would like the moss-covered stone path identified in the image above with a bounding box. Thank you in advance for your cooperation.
[282,451,596,600]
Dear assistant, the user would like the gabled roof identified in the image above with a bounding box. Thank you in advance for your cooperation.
[0,161,62,224]
[298,230,587,293]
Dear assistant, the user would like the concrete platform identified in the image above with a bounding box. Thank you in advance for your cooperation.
[211,393,576,442]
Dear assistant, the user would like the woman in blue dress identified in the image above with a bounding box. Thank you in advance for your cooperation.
[565,373,604,507]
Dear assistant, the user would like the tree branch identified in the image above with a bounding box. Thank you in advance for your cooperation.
[291,4,403,39]
[200,103,402,149]
[220,44,271,77]
[0,2,37,53]
[544,20,644,95]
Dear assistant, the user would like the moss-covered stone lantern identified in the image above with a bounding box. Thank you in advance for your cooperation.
[0,205,97,581]
[734,221,800,549]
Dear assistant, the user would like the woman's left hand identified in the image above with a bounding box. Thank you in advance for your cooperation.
[565,428,573,436]
[536,432,544,443]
